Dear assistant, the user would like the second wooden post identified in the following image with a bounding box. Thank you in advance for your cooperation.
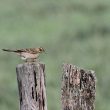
[61,63,96,110]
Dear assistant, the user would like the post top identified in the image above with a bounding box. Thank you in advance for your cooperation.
[17,62,45,68]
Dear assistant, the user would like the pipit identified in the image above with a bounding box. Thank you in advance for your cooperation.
[2,47,45,62]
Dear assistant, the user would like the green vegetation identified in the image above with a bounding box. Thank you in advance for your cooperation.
[0,0,110,110]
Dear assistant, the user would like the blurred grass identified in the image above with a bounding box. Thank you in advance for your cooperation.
[0,0,110,110]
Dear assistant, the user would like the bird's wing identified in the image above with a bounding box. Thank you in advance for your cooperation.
[16,48,38,54]
[2,48,39,54]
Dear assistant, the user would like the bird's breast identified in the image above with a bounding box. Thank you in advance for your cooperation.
[20,52,39,59]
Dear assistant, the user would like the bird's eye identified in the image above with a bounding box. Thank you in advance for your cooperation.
[39,48,43,51]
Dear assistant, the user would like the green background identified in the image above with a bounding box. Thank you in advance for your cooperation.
[0,0,110,110]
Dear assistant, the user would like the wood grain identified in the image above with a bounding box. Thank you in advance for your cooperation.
[16,62,47,110]
[61,63,96,110]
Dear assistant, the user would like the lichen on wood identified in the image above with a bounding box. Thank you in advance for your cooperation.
[61,64,96,110]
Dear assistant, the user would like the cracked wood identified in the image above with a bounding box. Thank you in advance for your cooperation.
[61,64,96,110]
[16,62,47,110]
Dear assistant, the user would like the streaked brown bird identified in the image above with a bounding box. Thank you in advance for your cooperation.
[2,47,45,62]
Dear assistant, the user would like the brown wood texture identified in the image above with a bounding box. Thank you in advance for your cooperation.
[16,62,47,110]
[61,64,96,110]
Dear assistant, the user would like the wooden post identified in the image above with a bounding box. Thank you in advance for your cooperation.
[61,63,96,110]
[16,62,47,110]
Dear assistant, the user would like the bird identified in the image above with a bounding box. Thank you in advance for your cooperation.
[2,47,45,62]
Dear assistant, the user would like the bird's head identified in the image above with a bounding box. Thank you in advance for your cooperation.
[38,47,45,53]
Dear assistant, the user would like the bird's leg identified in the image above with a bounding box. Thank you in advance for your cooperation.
[32,58,36,62]
[36,58,40,63]
[25,59,28,62]
[26,58,36,62]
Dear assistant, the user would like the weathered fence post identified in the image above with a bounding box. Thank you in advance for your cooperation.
[61,63,96,110]
[16,62,47,110]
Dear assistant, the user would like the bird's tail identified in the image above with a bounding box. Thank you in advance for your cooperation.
[2,49,16,52]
